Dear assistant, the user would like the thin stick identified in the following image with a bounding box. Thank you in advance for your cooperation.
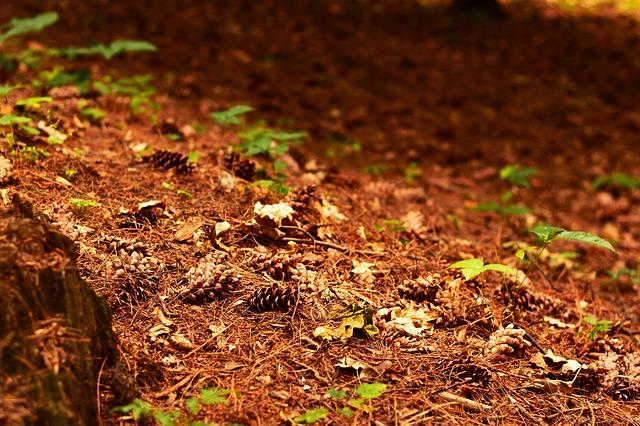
[436,391,492,411]
[280,237,386,256]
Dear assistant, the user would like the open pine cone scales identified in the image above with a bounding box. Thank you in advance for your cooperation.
[250,283,296,312]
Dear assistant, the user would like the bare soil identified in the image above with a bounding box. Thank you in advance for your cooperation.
[1,1,640,424]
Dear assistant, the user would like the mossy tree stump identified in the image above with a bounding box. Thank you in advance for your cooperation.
[0,194,114,426]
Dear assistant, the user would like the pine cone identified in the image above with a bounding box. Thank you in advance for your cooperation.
[180,254,241,301]
[249,249,317,288]
[397,274,442,303]
[143,150,194,174]
[222,150,257,181]
[101,234,151,256]
[250,283,296,312]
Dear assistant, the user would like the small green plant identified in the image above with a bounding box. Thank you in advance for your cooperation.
[448,258,516,281]
[362,163,388,175]
[373,219,406,233]
[54,39,157,61]
[580,316,613,340]
[0,84,21,98]
[404,161,422,184]
[606,266,640,285]
[246,179,293,196]
[471,201,531,215]
[80,107,107,123]
[17,146,50,163]
[592,173,640,190]
[449,225,616,282]
[211,105,254,126]
[0,12,59,45]
[112,387,230,426]
[16,96,52,109]
[64,168,78,179]
[500,164,538,188]
[294,383,387,423]
[68,198,96,214]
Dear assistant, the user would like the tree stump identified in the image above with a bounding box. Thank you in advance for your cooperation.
[0,193,115,426]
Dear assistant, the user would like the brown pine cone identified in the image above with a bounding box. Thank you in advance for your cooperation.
[143,150,194,174]
[397,274,442,303]
[250,283,296,312]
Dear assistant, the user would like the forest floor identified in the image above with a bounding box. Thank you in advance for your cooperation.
[1,0,640,424]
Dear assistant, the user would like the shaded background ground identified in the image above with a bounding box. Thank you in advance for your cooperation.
[1,0,640,424]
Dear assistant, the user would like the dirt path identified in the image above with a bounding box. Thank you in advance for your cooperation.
[1,1,640,424]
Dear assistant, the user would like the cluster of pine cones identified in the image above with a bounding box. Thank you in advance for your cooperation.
[180,253,241,301]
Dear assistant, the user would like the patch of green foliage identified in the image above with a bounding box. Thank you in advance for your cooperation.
[471,201,531,215]
[592,173,640,190]
[500,164,538,188]
[211,105,254,126]
[16,146,51,163]
[449,224,616,281]
[0,12,59,45]
[294,383,387,423]
[112,387,231,426]
[68,198,96,214]
[54,40,157,60]
[581,316,613,340]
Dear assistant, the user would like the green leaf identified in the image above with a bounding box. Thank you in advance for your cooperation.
[176,189,194,198]
[20,125,40,135]
[528,225,565,244]
[0,114,31,126]
[355,382,387,399]
[471,201,531,215]
[515,246,538,260]
[293,408,328,424]
[0,12,59,45]
[162,181,173,189]
[153,409,180,426]
[499,164,538,188]
[199,387,229,405]
[111,398,152,420]
[16,96,52,108]
[327,388,348,399]
[337,407,355,418]
[185,397,200,415]
[0,84,21,96]
[554,231,617,253]
[211,105,254,125]
[448,258,516,281]
[103,40,157,59]
[81,107,106,122]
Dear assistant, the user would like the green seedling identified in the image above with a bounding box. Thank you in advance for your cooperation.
[17,146,50,163]
[69,198,96,214]
[238,125,306,158]
[43,67,92,94]
[64,168,78,179]
[295,383,387,423]
[363,163,388,175]
[450,225,616,282]
[471,201,531,215]
[404,161,422,184]
[246,179,292,196]
[606,267,640,285]
[16,96,52,109]
[373,219,406,233]
[162,182,194,198]
[55,40,157,60]
[112,387,230,426]
[592,173,640,190]
[0,84,21,97]
[0,114,31,126]
[580,316,613,340]
[448,258,516,281]
[500,164,538,188]
[0,12,59,45]
[81,107,106,123]
[211,105,254,126]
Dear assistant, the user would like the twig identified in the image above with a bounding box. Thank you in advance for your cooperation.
[280,237,386,256]
[436,391,492,411]
[290,359,330,384]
